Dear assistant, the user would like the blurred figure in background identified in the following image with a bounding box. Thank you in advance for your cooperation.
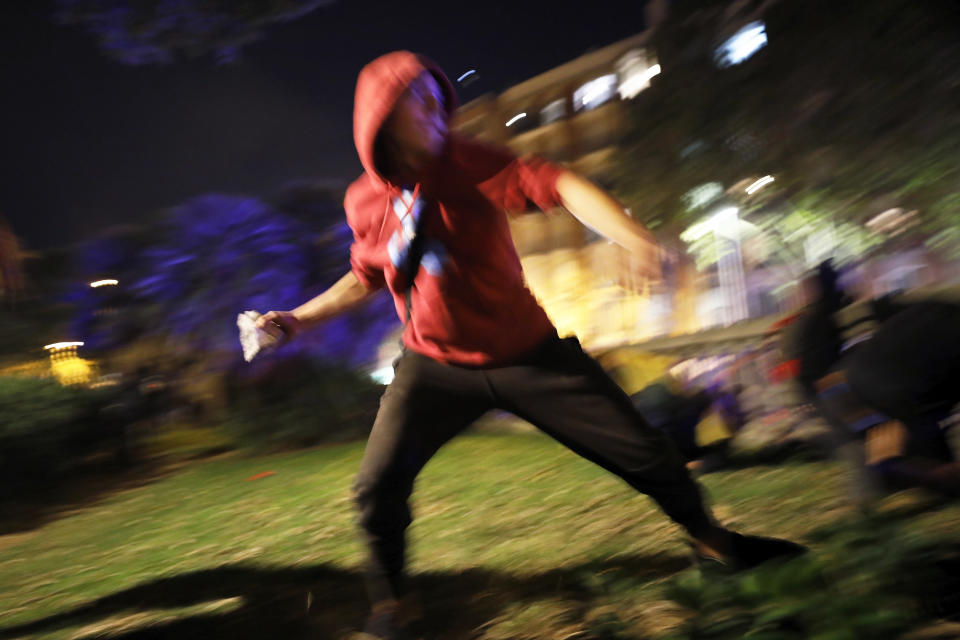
[630,379,744,472]
[788,260,881,506]
[789,260,960,502]
[258,51,803,639]
[792,260,850,402]
[837,299,960,496]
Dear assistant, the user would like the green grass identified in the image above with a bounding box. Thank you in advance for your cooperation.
[1,430,958,639]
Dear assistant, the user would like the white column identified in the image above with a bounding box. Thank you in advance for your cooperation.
[712,207,749,325]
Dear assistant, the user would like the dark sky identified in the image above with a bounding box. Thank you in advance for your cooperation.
[2,1,648,250]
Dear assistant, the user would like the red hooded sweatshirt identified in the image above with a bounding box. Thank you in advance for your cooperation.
[346,51,566,367]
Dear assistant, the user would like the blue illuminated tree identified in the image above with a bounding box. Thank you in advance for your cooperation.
[69,225,155,353]
[70,192,398,368]
[134,194,312,352]
[55,0,335,65]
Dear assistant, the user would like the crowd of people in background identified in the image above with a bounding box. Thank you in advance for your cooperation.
[629,259,960,509]
[791,261,960,503]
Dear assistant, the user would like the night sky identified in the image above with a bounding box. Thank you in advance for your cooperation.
[1,1,648,250]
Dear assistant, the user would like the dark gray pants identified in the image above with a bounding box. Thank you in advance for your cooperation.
[353,335,715,602]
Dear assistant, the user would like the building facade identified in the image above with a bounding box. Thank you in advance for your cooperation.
[452,32,671,348]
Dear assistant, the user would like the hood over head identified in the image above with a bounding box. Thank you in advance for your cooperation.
[353,51,458,190]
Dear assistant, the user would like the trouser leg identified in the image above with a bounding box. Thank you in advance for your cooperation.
[353,352,491,603]
[489,336,715,538]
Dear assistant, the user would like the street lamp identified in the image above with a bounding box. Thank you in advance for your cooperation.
[44,341,84,350]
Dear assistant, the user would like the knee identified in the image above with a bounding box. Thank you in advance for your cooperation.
[352,469,380,513]
[353,470,411,532]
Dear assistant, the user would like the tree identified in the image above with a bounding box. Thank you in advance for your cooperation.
[0,215,24,300]
[613,0,960,252]
[131,195,314,354]
[70,191,397,369]
[55,0,334,64]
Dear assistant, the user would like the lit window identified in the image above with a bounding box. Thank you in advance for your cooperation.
[682,182,724,212]
[540,98,566,125]
[573,74,618,112]
[715,21,768,68]
[617,50,660,99]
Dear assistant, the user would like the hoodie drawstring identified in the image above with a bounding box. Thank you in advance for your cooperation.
[376,182,422,242]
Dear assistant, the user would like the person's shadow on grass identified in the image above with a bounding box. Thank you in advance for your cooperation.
[0,552,690,639]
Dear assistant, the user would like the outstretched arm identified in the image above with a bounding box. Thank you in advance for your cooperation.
[257,271,377,339]
[554,171,660,279]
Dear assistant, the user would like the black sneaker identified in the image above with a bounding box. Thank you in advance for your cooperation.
[694,531,807,572]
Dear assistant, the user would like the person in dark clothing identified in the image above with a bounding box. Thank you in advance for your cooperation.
[631,382,711,460]
[793,260,849,399]
[846,300,960,487]
[789,260,880,505]
[631,382,740,471]
[259,51,804,639]
[816,299,960,499]
[848,301,960,437]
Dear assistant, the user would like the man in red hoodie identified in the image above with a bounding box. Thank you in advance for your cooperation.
[260,52,802,638]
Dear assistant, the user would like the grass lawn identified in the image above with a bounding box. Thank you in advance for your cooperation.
[1,430,959,639]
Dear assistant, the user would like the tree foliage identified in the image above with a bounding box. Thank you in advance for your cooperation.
[614,0,960,248]
[71,191,398,369]
[0,376,107,493]
[0,215,24,299]
[133,194,312,349]
[55,0,335,64]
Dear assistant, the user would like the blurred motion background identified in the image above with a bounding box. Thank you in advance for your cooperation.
[1,0,959,510]
[0,0,960,476]
[4,2,960,639]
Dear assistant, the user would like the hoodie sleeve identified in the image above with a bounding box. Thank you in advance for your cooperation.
[344,182,386,290]
[466,139,568,215]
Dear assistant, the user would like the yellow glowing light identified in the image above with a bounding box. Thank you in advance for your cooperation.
[51,356,95,385]
[44,341,84,350]
[745,175,775,195]
[90,279,119,288]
